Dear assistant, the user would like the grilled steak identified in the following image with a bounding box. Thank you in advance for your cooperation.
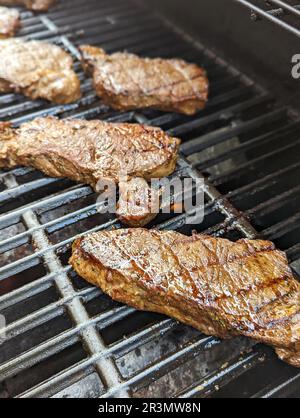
[0,0,56,11]
[79,45,209,115]
[0,7,20,38]
[0,39,81,103]
[70,228,300,368]
[116,177,160,227]
[0,117,180,189]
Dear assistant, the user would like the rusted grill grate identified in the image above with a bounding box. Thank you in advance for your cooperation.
[0,0,299,398]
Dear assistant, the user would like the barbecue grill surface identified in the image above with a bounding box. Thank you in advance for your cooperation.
[0,0,299,398]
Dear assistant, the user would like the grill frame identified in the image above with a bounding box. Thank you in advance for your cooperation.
[0,0,299,398]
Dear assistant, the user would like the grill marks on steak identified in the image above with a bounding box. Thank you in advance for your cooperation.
[0,117,180,189]
[70,229,300,367]
[0,0,56,11]
[0,39,81,103]
[0,7,20,38]
[79,45,209,115]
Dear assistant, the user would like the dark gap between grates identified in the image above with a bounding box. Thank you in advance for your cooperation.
[0,285,59,325]
[47,212,113,245]
[0,342,87,398]
[0,179,75,215]
[84,294,121,320]
[38,190,97,224]
[210,346,300,398]
[100,311,167,347]
[0,312,73,366]
[133,339,260,398]
[0,261,47,296]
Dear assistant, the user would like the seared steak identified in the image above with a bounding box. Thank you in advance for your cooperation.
[70,228,300,368]
[0,117,180,189]
[79,45,209,115]
[0,0,56,11]
[0,7,20,38]
[116,177,160,227]
[0,39,81,103]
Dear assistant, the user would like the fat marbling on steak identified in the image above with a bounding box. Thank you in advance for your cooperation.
[0,0,56,11]
[0,117,180,189]
[79,45,209,115]
[0,7,20,38]
[70,228,300,368]
[0,39,81,103]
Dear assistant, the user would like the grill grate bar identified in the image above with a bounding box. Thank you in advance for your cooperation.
[286,243,300,261]
[178,349,266,398]
[210,135,300,185]
[193,119,300,171]
[100,336,220,398]
[235,0,300,37]
[167,93,273,139]
[0,305,134,383]
[225,160,300,200]
[0,20,128,397]
[247,184,300,219]
[0,202,100,253]
[21,207,127,396]
[0,184,91,228]
[262,211,300,240]
[0,216,117,280]
[19,322,209,398]
[267,0,300,18]
[180,107,287,155]
[255,371,300,398]
[1,285,99,341]
[0,266,71,311]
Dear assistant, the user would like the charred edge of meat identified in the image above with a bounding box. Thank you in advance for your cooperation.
[0,40,81,104]
[69,229,300,367]
[70,237,232,339]
[10,0,57,11]
[0,8,21,39]
[116,177,160,227]
[0,117,181,192]
[79,45,106,76]
[29,0,57,12]
[78,45,209,115]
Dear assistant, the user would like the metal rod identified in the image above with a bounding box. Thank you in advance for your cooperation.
[268,0,300,18]
[235,0,300,37]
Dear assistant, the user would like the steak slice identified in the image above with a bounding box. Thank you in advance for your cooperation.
[0,39,81,103]
[0,7,20,38]
[70,228,300,368]
[0,0,56,11]
[79,45,209,115]
[0,117,180,190]
[116,177,160,227]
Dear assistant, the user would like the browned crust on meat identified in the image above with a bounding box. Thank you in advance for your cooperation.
[116,177,160,227]
[70,236,230,338]
[69,229,300,367]
[0,39,81,104]
[0,0,56,11]
[0,117,180,190]
[0,7,20,38]
[79,45,209,115]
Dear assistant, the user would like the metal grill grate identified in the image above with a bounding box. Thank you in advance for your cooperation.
[0,0,299,398]
[235,0,300,37]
